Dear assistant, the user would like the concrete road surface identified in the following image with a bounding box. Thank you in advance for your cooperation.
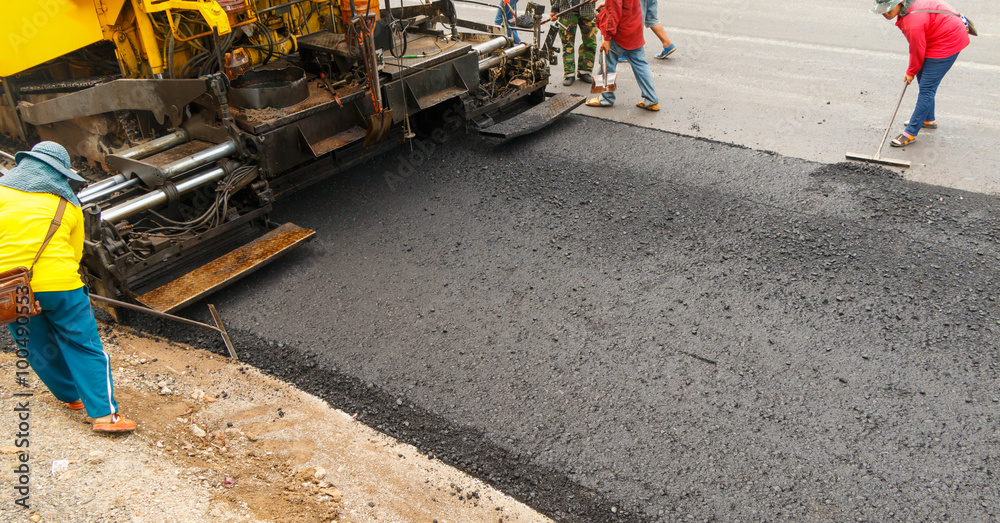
[452,0,1000,193]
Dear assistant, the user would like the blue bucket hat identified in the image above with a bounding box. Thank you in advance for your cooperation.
[0,142,82,204]
[14,141,85,182]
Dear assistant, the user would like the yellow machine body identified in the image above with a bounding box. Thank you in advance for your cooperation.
[0,0,325,78]
[1,0,332,149]
[143,0,233,36]
[1,0,106,76]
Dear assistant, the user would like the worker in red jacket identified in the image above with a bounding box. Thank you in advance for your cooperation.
[585,0,659,110]
[873,0,970,147]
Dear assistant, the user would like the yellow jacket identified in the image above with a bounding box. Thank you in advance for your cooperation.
[0,186,84,292]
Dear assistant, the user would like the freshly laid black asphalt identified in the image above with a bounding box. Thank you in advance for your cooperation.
[152,115,1000,521]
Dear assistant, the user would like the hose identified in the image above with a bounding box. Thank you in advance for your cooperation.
[166,33,176,79]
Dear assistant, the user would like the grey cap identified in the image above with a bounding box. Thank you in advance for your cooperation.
[872,0,904,14]
[13,141,84,182]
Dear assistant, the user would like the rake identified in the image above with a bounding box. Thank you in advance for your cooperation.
[846,82,912,168]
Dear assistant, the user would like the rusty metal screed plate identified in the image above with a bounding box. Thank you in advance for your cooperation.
[478,92,585,140]
[136,223,316,313]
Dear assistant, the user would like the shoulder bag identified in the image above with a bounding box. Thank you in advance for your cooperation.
[907,9,978,36]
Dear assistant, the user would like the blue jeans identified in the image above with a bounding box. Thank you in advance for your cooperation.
[598,41,658,106]
[905,53,959,137]
[639,0,659,27]
[6,287,119,418]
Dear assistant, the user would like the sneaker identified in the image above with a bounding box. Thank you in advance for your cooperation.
[577,72,593,83]
[655,44,676,59]
[66,400,85,410]
[618,56,628,63]
[563,77,575,86]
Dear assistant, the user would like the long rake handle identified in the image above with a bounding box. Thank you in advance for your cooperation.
[874,82,909,160]
[543,0,598,24]
[89,294,239,360]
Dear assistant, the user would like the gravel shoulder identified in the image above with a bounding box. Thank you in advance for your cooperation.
[0,325,552,523]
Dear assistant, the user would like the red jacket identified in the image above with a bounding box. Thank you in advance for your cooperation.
[597,0,643,50]
[897,0,970,76]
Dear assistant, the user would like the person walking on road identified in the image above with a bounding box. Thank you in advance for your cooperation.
[641,0,676,59]
[873,0,970,147]
[550,0,598,86]
[0,142,136,433]
[586,0,659,110]
[495,0,522,44]
[618,0,675,62]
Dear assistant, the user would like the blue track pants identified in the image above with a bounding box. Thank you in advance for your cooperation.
[6,287,118,418]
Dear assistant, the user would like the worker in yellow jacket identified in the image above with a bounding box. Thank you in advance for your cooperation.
[0,142,135,433]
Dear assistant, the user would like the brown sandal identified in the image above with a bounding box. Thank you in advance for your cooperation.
[636,101,660,111]
[890,133,915,147]
[585,97,613,107]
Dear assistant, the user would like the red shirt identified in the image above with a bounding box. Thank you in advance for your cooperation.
[896,0,970,76]
[597,0,643,51]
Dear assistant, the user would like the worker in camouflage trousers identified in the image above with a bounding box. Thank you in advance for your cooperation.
[550,0,597,86]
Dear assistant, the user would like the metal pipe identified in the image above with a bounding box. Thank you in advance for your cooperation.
[79,178,141,205]
[88,294,238,360]
[100,166,227,223]
[453,0,500,9]
[478,43,530,71]
[1,150,12,176]
[79,130,192,200]
[471,36,509,56]
[85,137,231,204]
[117,129,190,160]
[160,140,237,180]
[533,12,540,56]
[79,175,129,199]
